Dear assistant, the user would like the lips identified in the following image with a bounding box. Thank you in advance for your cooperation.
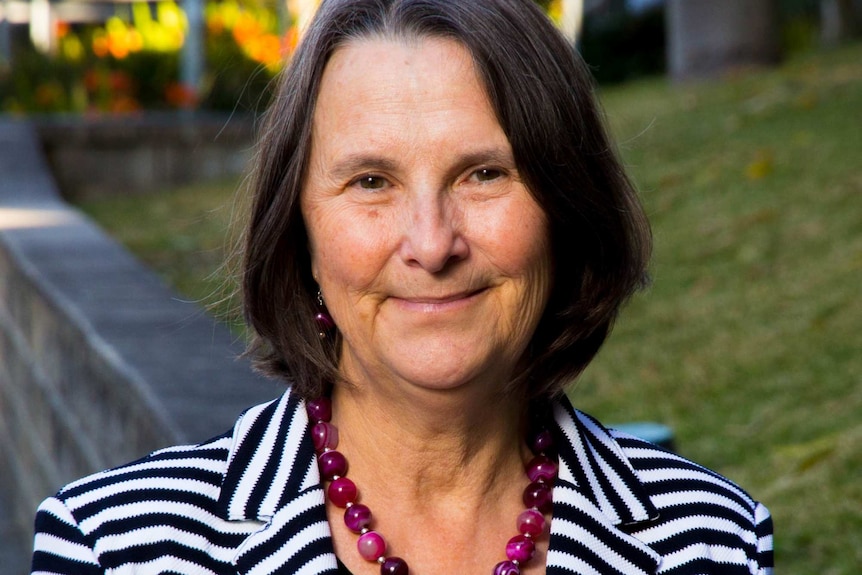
[399,288,484,304]
[389,287,487,311]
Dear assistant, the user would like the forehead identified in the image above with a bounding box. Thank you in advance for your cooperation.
[309,37,508,164]
[314,35,493,119]
[326,33,478,80]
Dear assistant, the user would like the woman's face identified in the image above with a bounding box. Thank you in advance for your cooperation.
[301,37,552,394]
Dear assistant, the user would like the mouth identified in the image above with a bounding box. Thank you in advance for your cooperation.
[402,288,485,304]
[391,287,487,311]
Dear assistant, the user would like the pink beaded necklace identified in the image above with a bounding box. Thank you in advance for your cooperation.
[307,397,558,575]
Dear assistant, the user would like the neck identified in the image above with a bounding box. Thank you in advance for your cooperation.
[316,378,553,575]
[329,376,532,504]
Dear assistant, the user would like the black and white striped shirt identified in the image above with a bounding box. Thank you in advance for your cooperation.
[32,391,774,574]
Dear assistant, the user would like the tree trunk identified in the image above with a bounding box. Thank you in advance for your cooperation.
[820,0,860,46]
[0,0,11,72]
[180,0,204,104]
[666,0,781,81]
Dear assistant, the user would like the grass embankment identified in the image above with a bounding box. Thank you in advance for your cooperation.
[78,43,862,574]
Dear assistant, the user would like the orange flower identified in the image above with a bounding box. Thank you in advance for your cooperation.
[109,71,133,93]
[207,14,225,36]
[284,26,300,56]
[108,35,130,60]
[110,95,141,113]
[92,35,109,58]
[232,12,262,46]
[35,83,63,108]
[164,82,199,109]
[83,69,102,92]
[250,33,282,67]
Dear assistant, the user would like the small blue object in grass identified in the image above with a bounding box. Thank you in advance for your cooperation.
[612,422,676,452]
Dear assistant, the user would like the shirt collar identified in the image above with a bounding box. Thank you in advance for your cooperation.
[216,391,320,522]
[216,390,662,575]
[216,390,658,527]
[552,395,659,525]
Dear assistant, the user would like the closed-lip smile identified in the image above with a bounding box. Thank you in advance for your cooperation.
[392,288,487,310]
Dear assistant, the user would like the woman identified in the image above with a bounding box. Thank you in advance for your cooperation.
[32,1,773,574]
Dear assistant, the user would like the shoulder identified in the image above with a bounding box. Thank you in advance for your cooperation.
[52,394,290,519]
[32,434,241,574]
[563,405,766,519]
[32,396,288,574]
[55,432,233,510]
[612,426,770,523]
[47,432,240,545]
[553,403,774,573]
[610,425,774,573]
[610,427,758,510]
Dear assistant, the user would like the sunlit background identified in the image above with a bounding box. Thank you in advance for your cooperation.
[2,0,845,113]
[0,1,860,573]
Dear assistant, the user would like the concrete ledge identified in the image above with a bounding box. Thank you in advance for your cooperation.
[0,117,281,572]
[33,112,256,201]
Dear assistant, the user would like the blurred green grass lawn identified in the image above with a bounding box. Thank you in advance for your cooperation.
[79,43,862,574]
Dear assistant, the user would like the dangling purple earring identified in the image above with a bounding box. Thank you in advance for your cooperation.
[315,290,335,339]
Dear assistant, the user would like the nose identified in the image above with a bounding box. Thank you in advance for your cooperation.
[399,193,468,273]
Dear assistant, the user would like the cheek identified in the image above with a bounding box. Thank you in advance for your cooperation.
[476,198,550,280]
[508,210,553,336]
[308,206,394,291]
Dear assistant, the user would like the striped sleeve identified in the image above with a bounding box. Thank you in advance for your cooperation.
[29,434,248,575]
[615,435,775,574]
[31,496,103,575]
[754,502,774,574]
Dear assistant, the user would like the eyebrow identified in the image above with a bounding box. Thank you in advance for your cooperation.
[454,148,516,170]
[328,155,399,180]
[327,147,516,180]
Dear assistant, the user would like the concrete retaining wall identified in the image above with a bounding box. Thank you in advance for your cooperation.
[34,112,255,200]
[0,117,281,572]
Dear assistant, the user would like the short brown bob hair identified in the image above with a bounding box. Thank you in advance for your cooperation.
[242,0,651,401]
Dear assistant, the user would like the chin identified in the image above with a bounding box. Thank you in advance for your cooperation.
[387,355,511,395]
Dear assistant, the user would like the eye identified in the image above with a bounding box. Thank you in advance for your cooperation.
[352,175,388,190]
[472,167,503,183]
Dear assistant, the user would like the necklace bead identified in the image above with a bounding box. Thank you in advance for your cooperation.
[357,531,387,561]
[344,503,372,533]
[505,534,536,563]
[380,557,410,575]
[525,455,558,483]
[307,397,332,422]
[530,430,554,454]
[319,450,348,480]
[313,421,339,451]
[516,508,546,537]
[328,476,358,507]
[493,560,522,575]
[522,481,553,512]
